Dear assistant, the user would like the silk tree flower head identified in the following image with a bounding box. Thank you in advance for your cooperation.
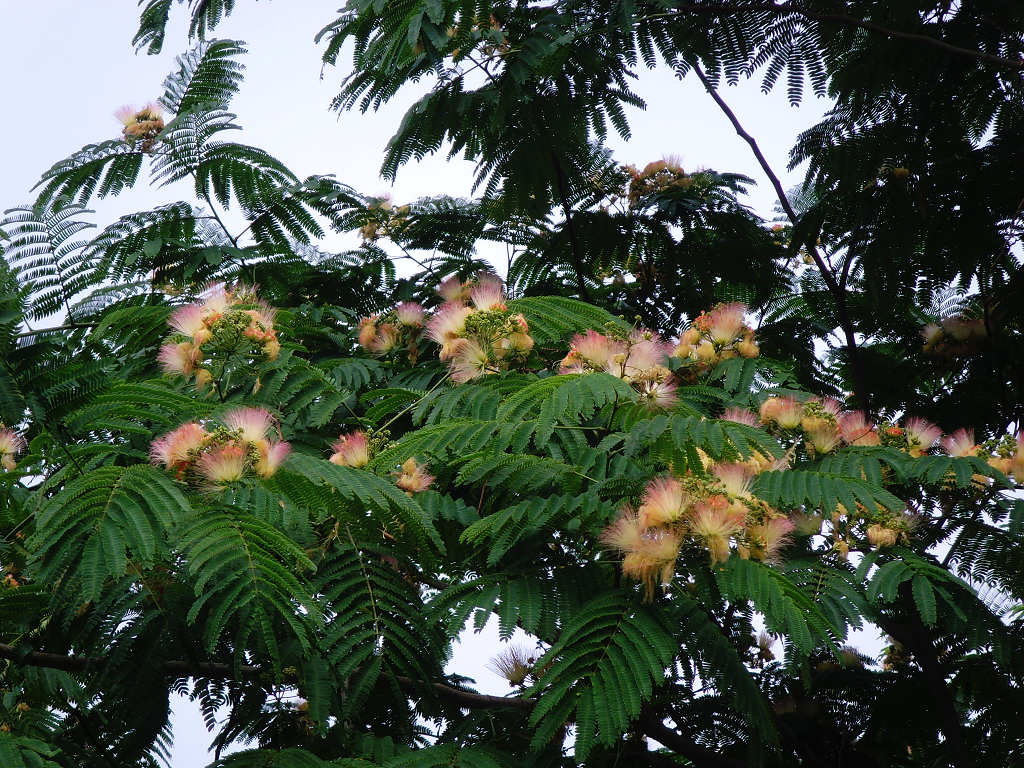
[866,524,901,549]
[419,275,536,381]
[469,273,507,311]
[115,102,164,150]
[425,303,474,360]
[673,302,758,371]
[487,645,536,687]
[0,427,27,471]
[330,431,370,468]
[601,511,681,599]
[632,367,678,410]
[745,517,794,562]
[637,477,690,528]
[561,330,624,372]
[688,499,747,566]
[223,407,275,446]
[942,428,976,458]
[150,408,288,486]
[149,421,208,472]
[903,417,942,457]
[395,458,433,494]
[721,407,758,427]
[759,397,803,430]
[255,440,291,478]
[158,284,280,390]
[395,302,426,327]
[837,411,880,446]
[449,339,493,383]
[436,275,471,305]
[559,327,675,409]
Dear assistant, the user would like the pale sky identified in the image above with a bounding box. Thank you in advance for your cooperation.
[0,2,855,765]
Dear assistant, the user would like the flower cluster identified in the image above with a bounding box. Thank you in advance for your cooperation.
[158,284,280,390]
[329,430,432,494]
[358,302,426,363]
[559,328,677,409]
[672,302,759,375]
[954,431,1024,481]
[625,158,705,207]
[329,430,371,468]
[921,315,988,358]
[0,427,27,472]
[358,195,411,242]
[394,457,434,494]
[115,103,164,151]
[424,274,534,382]
[602,460,793,599]
[150,407,290,487]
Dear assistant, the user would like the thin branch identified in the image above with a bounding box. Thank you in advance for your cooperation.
[632,3,1024,71]
[691,62,872,412]
[16,321,100,339]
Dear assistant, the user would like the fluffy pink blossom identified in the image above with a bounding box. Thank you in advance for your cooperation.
[368,323,401,355]
[0,428,26,471]
[806,424,842,454]
[223,407,275,445]
[150,422,207,467]
[759,396,802,430]
[704,302,747,344]
[601,510,645,553]
[921,323,942,346]
[637,477,689,527]
[721,407,758,427]
[449,339,492,383]
[623,332,670,377]
[426,303,473,359]
[169,303,206,337]
[942,428,976,458]
[201,283,231,317]
[569,330,623,370]
[437,276,470,304]
[712,463,753,499]
[469,273,507,311]
[904,417,942,456]
[837,411,878,445]
[688,502,747,564]
[395,302,426,327]
[747,517,795,562]
[158,341,199,376]
[358,316,379,348]
[635,377,678,410]
[395,457,433,493]
[330,431,370,468]
[255,441,290,477]
[198,444,248,485]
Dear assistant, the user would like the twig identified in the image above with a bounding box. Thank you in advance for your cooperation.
[691,62,872,412]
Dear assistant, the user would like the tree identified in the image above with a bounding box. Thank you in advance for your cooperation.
[1,3,1023,766]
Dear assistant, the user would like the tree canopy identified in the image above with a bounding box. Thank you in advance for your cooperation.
[1,3,1023,767]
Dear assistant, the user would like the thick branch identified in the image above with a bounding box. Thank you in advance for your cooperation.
[691,62,872,412]
[639,715,747,768]
[876,594,975,768]
[0,643,529,711]
[645,3,1024,71]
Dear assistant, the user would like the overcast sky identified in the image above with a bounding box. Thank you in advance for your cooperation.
[0,2,857,765]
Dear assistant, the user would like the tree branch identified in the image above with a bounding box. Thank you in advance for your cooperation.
[550,152,594,302]
[691,62,872,412]
[639,3,1024,71]
[0,643,530,711]
[639,714,747,768]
